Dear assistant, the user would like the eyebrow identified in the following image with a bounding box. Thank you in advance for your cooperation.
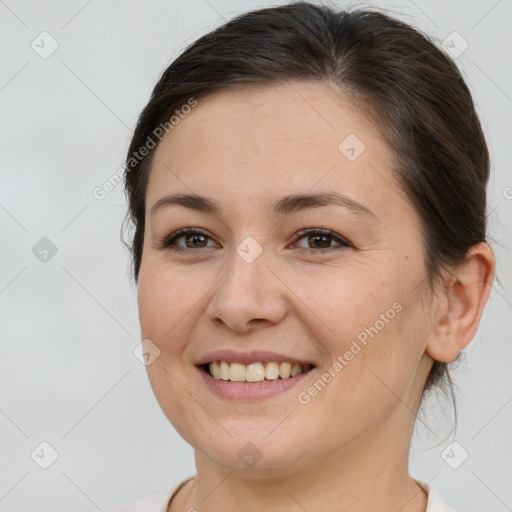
[150,191,378,221]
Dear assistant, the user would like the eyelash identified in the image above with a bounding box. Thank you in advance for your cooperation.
[158,227,353,255]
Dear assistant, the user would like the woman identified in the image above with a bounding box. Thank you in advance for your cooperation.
[113,2,495,511]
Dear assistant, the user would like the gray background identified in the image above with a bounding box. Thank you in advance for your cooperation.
[1,0,511,510]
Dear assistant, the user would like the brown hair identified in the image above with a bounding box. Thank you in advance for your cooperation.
[121,2,490,417]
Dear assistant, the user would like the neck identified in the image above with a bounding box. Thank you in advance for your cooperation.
[174,408,428,512]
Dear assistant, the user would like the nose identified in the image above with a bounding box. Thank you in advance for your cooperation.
[206,244,287,333]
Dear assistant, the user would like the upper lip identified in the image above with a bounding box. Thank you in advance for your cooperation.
[194,349,317,366]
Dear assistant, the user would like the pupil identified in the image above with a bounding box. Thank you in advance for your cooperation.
[310,235,329,248]
[187,234,206,248]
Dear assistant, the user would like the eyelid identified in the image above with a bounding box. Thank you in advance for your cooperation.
[159,227,353,253]
[158,227,217,251]
[292,228,353,249]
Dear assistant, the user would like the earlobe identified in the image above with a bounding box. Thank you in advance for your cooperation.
[425,243,495,363]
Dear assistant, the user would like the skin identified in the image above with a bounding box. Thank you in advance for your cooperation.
[136,81,495,512]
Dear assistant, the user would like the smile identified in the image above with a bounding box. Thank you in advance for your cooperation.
[197,361,316,400]
[205,361,315,382]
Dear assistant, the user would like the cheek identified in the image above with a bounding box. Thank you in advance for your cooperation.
[137,265,206,438]
[287,262,398,348]
[290,264,423,409]
[137,262,207,346]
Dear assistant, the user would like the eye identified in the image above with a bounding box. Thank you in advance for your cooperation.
[159,227,218,253]
[159,227,353,254]
[291,228,352,254]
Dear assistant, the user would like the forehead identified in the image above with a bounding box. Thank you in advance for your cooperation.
[146,81,402,221]
[154,81,382,162]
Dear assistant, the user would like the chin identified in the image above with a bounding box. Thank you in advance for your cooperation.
[192,433,312,476]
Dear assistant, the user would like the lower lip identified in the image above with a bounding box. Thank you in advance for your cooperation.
[197,366,314,400]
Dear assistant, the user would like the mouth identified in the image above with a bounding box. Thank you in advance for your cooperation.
[193,350,318,399]
[198,361,316,383]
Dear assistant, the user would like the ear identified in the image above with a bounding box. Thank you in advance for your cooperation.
[425,242,495,363]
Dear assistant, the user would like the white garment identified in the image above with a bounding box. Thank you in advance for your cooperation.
[105,477,457,512]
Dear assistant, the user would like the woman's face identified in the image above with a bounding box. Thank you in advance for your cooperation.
[137,81,435,475]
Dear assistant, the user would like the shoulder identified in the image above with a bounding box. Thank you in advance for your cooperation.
[104,478,193,512]
[416,480,459,512]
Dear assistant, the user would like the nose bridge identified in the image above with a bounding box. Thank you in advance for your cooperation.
[207,236,285,329]
[221,237,270,302]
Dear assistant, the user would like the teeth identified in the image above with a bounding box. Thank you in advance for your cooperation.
[220,361,229,380]
[207,361,313,382]
[265,361,280,380]
[279,362,291,378]
[230,362,246,382]
[291,363,302,377]
[210,361,221,379]
[246,362,266,382]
